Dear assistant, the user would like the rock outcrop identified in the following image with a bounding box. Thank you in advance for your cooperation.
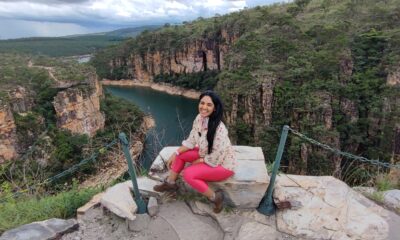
[223,71,277,144]
[150,146,269,208]
[0,218,78,240]
[53,75,105,137]
[273,174,395,240]
[8,86,35,114]
[58,173,400,240]
[0,102,18,162]
[107,29,238,82]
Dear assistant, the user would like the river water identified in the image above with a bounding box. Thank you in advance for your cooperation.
[104,85,198,169]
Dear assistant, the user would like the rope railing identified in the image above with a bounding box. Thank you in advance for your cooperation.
[287,126,400,169]
[0,138,119,204]
[258,125,399,216]
[1,133,147,213]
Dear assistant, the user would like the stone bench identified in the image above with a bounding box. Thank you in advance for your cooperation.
[150,146,269,209]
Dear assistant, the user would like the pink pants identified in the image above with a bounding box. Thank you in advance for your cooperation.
[171,148,234,193]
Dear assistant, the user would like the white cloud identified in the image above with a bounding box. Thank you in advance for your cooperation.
[0,0,286,38]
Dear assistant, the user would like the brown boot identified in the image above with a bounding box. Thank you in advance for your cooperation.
[211,190,224,213]
[153,180,178,192]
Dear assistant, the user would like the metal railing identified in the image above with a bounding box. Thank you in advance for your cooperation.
[1,133,147,214]
[257,125,400,215]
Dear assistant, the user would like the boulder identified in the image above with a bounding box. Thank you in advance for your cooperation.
[274,174,390,240]
[150,146,269,209]
[100,182,137,221]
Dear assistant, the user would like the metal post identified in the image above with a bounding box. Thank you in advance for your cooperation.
[257,125,289,216]
[118,132,147,214]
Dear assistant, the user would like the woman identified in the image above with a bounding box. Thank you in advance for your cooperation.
[153,90,236,213]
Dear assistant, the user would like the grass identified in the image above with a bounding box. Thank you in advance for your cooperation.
[375,174,397,192]
[0,186,102,234]
[368,191,385,203]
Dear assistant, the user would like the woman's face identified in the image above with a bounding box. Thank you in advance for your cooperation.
[199,95,215,118]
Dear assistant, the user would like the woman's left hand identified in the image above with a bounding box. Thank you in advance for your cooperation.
[192,158,204,165]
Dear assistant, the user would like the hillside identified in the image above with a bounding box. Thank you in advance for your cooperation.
[92,0,400,186]
[0,53,146,199]
[0,25,160,57]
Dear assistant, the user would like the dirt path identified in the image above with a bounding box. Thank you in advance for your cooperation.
[27,60,71,88]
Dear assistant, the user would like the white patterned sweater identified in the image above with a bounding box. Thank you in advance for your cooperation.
[182,114,236,172]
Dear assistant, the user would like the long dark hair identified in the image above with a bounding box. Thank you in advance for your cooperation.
[199,90,224,154]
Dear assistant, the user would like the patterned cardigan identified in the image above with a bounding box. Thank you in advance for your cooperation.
[182,114,236,172]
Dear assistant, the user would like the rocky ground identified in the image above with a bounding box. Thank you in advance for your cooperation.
[61,192,296,240]
[2,145,399,240]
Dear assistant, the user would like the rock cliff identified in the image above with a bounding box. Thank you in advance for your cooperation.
[8,86,35,114]
[0,102,18,163]
[107,29,238,81]
[53,74,105,137]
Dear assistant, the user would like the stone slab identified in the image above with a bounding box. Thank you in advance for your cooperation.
[0,218,77,240]
[100,182,137,221]
[150,146,269,209]
[150,147,177,172]
[0,223,54,240]
[43,218,78,234]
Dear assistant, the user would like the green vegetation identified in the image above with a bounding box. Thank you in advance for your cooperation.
[153,70,219,91]
[375,174,398,191]
[0,182,101,234]
[92,0,400,185]
[0,36,123,57]
[98,92,145,141]
[0,26,160,57]
[0,53,145,221]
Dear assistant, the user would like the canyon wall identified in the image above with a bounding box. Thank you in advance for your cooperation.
[53,74,105,137]
[0,102,18,163]
[108,29,238,81]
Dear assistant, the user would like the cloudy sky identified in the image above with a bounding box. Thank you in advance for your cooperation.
[0,0,287,39]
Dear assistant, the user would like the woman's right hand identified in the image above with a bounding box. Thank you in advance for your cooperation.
[166,153,176,169]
